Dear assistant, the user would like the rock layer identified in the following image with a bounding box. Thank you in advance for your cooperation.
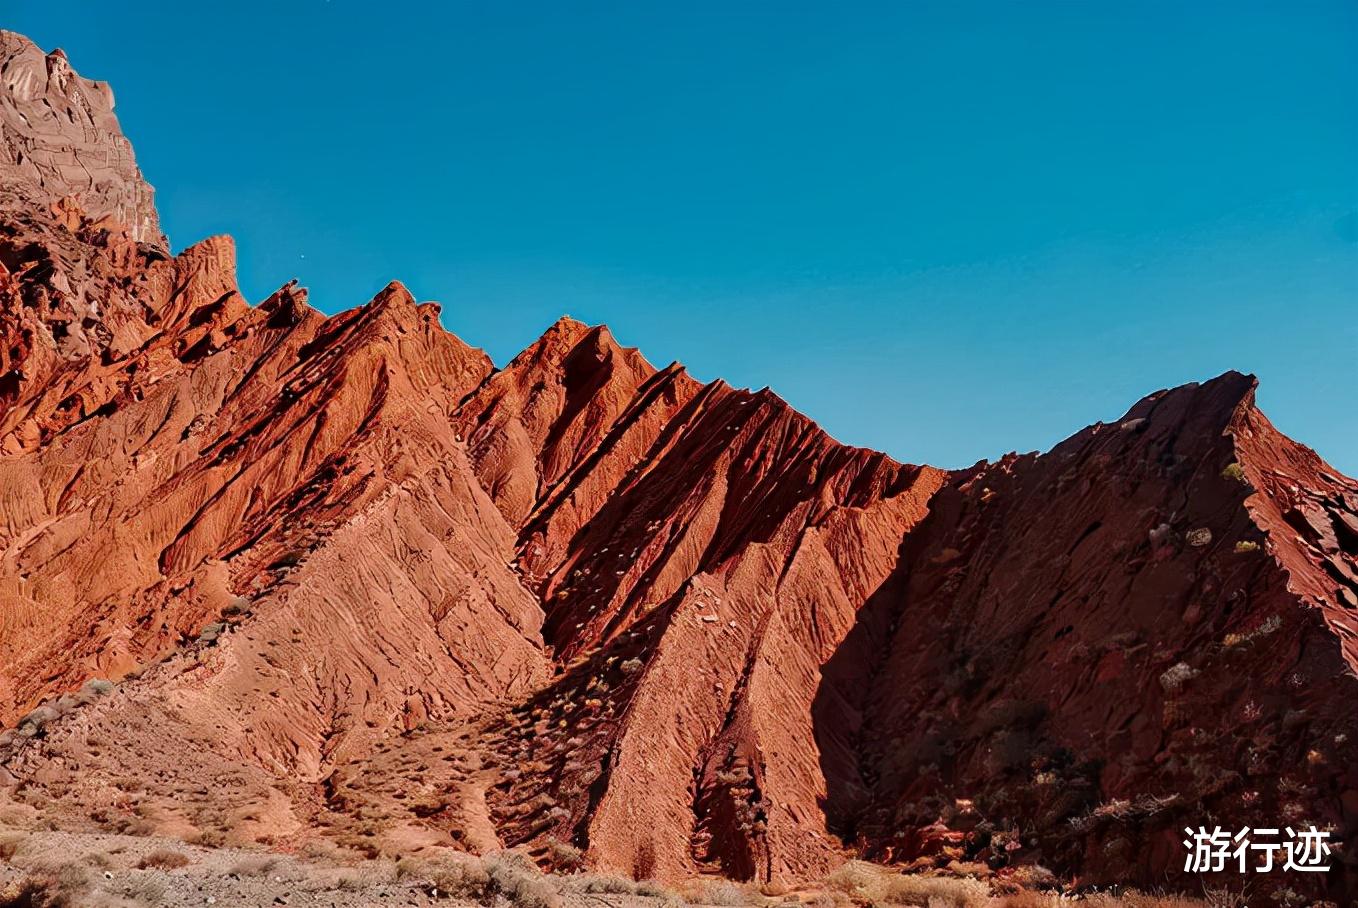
[0,30,163,247]
[819,374,1358,897]
[0,34,1354,904]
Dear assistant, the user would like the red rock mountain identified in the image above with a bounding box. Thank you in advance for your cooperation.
[1,31,1355,902]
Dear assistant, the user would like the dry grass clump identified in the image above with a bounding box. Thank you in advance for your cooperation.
[112,872,166,905]
[401,850,561,908]
[135,848,189,870]
[0,805,36,830]
[481,851,562,908]
[825,861,988,908]
[986,888,1215,908]
[0,830,27,861]
[1082,893,1208,908]
[545,836,585,871]
[0,874,73,908]
[0,860,101,908]
[675,878,758,906]
[805,891,853,908]
[228,853,280,876]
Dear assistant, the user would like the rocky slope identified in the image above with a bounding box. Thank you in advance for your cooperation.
[0,31,1354,905]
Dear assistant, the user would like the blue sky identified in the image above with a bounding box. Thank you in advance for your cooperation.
[7,2,1356,472]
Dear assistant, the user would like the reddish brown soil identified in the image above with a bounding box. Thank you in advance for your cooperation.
[0,30,1354,905]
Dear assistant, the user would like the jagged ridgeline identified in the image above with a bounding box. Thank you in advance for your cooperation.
[0,29,1355,904]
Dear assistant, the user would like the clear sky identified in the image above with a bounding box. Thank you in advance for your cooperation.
[7,2,1356,472]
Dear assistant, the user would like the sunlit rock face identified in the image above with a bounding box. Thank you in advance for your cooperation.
[0,30,163,247]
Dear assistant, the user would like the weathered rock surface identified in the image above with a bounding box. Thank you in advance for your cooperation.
[817,374,1358,900]
[0,30,162,247]
[0,33,1354,905]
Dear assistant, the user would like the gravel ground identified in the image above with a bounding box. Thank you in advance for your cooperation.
[0,829,456,906]
[0,828,708,908]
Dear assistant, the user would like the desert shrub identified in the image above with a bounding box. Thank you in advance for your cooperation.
[0,806,36,830]
[826,861,884,899]
[825,862,988,908]
[806,891,852,908]
[1234,541,1259,553]
[77,679,114,703]
[881,874,988,908]
[116,871,167,903]
[1158,663,1198,693]
[427,856,492,900]
[299,839,348,861]
[332,871,363,891]
[636,879,677,899]
[16,706,58,738]
[135,849,189,870]
[229,854,279,876]
[0,859,93,908]
[1220,463,1246,483]
[196,829,226,848]
[483,851,560,908]
[545,837,584,871]
[680,880,752,906]
[620,658,644,676]
[81,851,115,870]
[0,874,75,908]
[414,851,556,908]
[0,830,27,860]
[1082,892,1206,908]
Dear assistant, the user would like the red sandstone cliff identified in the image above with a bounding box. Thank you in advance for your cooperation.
[0,32,1354,904]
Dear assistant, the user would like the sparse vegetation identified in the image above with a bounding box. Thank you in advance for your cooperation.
[403,850,561,908]
[228,853,279,876]
[0,874,73,908]
[0,826,1243,908]
[78,679,114,702]
[0,830,25,861]
[1221,463,1246,483]
[545,836,584,871]
[825,861,988,908]
[1234,540,1259,553]
[676,879,754,906]
[135,848,189,870]
[0,858,91,908]
[1159,662,1199,693]
[16,705,58,738]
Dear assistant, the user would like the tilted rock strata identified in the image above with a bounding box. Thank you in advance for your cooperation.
[819,374,1358,895]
